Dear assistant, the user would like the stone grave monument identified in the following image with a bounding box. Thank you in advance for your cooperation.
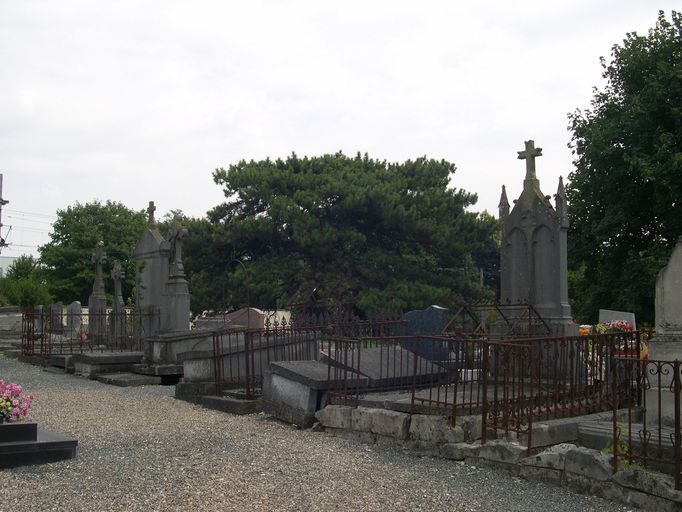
[498,140,578,336]
[160,217,190,334]
[132,201,167,337]
[87,241,107,343]
[65,301,82,339]
[109,260,126,343]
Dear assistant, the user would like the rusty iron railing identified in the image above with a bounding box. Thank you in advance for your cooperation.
[612,357,681,489]
[326,331,643,453]
[212,313,406,399]
[21,307,155,357]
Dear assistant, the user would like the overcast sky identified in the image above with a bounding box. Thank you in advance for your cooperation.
[1,1,677,258]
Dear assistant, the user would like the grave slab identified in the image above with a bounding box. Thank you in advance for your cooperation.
[0,425,78,468]
[95,372,162,387]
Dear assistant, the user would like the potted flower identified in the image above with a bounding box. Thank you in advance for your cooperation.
[0,379,33,423]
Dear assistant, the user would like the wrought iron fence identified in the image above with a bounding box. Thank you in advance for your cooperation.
[326,330,643,453]
[612,357,681,489]
[212,313,406,399]
[21,307,156,356]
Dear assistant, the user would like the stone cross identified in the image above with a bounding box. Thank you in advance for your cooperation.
[91,241,107,294]
[147,201,156,227]
[167,217,188,276]
[517,140,542,181]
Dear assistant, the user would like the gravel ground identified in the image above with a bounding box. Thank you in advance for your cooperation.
[0,355,634,512]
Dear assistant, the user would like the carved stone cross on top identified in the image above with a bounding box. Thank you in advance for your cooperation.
[517,140,543,181]
[147,201,156,227]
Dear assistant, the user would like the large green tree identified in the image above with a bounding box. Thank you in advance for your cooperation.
[566,10,682,323]
[0,255,51,309]
[203,152,497,315]
[39,201,147,304]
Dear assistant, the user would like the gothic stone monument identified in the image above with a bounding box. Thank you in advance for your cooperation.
[499,140,577,336]
[133,202,190,339]
[650,236,682,361]
[132,202,167,337]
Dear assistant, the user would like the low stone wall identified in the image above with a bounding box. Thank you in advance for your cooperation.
[315,405,682,512]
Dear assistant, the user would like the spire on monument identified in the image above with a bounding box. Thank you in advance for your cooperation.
[499,185,510,219]
[555,176,569,227]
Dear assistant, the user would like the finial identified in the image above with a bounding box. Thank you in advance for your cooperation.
[517,140,542,182]
[499,185,510,218]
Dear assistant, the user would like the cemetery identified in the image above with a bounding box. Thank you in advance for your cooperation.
[1,140,679,511]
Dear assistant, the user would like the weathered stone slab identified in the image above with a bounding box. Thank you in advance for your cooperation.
[72,351,144,378]
[476,439,527,464]
[315,405,353,430]
[564,446,613,481]
[520,442,575,471]
[351,407,410,439]
[408,414,464,444]
[612,467,682,505]
[199,395,261,415]
[95,372,161,387]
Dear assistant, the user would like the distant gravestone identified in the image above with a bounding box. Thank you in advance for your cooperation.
[50,302,64,334]
[654,237,682,342]
[110,260,126,342]
[399,305,449,361]
[498,140,577,336]
[132,201,167,337]
[87,241,107,343]
[65,301,81,338]
[598,309,636,330]
[160,217,190,334]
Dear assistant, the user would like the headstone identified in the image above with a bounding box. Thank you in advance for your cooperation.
[498,140,577,336]
[132,201,167,337]
[399,305,449,360]
[654,237,682,342]
[87,242,107,343]
[159,216,190,334]
[50,302,64,334]
[598,309,636,330]
[65,301,81,339]
[109,260,126,343]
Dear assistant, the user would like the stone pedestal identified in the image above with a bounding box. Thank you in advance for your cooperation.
[160,275,190,334]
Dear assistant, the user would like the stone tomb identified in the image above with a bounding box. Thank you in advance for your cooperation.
[0,421,77,468]
[498,140,577,336]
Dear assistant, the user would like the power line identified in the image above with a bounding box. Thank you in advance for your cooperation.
[4,209,56,219]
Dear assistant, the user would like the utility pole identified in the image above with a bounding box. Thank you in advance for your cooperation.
[0,174,9,254]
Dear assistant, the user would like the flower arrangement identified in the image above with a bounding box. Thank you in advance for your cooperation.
[0,379,33,423]
[594,320,634,334]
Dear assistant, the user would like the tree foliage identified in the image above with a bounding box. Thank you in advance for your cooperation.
[566,10,682,323]
[39,201,147,304]
[197,152,497,315]
[0,255,51,309]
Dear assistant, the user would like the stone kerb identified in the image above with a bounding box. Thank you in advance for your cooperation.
[313,405,682,510]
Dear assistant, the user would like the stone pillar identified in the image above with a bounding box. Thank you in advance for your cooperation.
[87,241,108,344]
[160,217,190,334]
[110,260,127,346]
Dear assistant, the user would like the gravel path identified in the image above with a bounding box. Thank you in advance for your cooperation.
[0,355,634,512]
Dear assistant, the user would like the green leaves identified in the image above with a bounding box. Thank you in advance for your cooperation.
[204,151,496,315]
[567,10,682,323]
[38,200,147,305]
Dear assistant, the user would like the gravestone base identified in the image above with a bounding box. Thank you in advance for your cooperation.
[48,354,74,373]
[95,372,162,387]
[72,351,144,378]
[0,422,78,468]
